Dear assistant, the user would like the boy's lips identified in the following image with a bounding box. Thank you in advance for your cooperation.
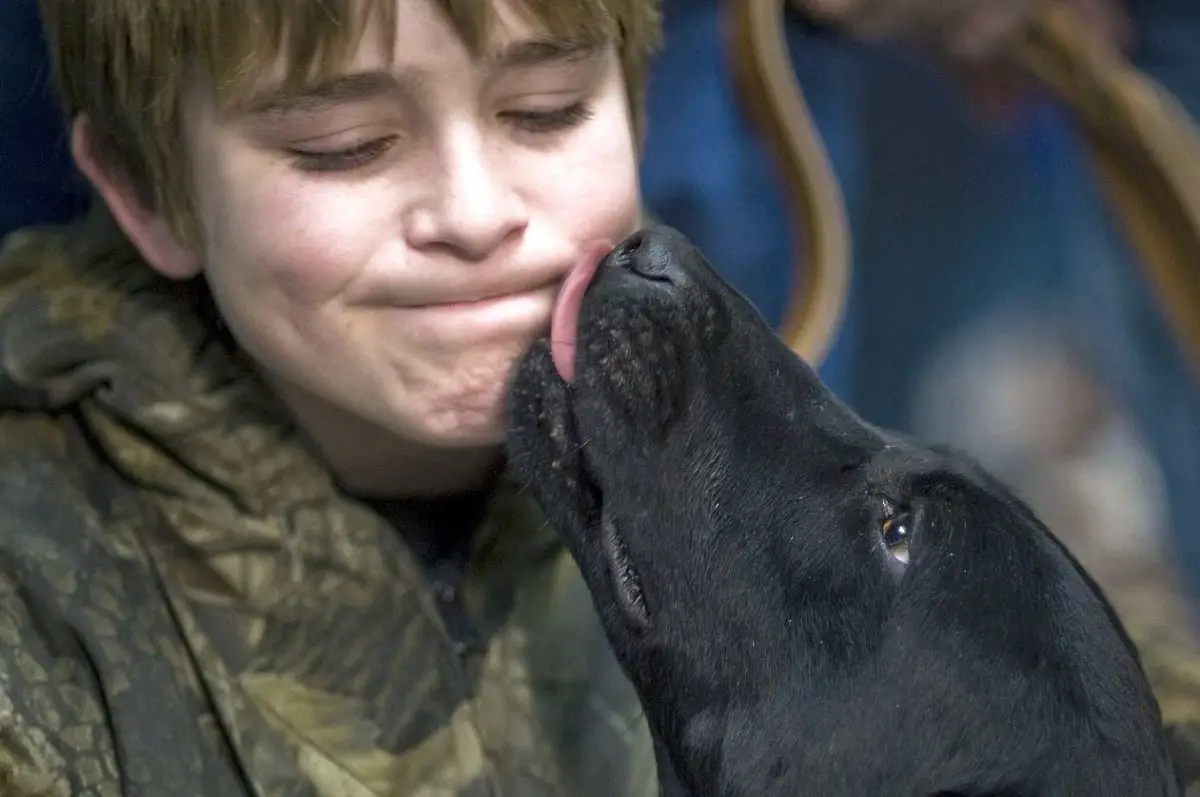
[379,286,558,345]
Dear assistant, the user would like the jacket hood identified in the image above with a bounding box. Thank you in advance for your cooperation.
[0,207,311,515]
[0,207,231,413]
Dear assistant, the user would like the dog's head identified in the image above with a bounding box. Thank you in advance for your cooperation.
[505,225,1178,795]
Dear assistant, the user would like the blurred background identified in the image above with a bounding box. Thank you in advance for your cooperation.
[636,0,1200,647]
[3,0,1199,644]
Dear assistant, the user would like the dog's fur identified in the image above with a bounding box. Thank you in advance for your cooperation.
[505,225,1181,796]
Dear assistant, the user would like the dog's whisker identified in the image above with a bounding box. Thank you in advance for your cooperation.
[506,435,592,506]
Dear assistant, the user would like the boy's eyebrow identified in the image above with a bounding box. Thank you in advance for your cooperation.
[245,71,417,118]
[487,35,602,71]
[244,35,603,118]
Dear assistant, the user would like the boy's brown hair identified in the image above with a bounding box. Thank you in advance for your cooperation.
[37,0,662,244]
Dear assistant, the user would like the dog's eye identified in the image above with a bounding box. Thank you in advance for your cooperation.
[880,513,911,565]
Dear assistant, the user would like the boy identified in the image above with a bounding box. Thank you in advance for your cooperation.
[0,1,661,794]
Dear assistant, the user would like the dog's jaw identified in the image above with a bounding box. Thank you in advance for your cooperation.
[506,338,657,641]
[506,340,597,543]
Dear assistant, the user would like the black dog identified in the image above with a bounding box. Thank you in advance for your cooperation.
[505,225,1181,795]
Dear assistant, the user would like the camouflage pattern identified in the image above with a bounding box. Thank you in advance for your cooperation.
[0,208,657,796]
[4,210,1200,795]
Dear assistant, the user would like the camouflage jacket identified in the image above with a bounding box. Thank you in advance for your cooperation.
[0,210,656,797]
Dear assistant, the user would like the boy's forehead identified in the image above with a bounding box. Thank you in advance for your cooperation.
[209,0,620,112]
[244,38,606,119]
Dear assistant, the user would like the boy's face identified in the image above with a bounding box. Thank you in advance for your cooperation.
[110,0,642,479]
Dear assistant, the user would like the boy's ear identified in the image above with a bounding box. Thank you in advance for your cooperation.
[70,114,202,280]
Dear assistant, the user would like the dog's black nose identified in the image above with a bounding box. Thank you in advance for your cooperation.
[609,227,688,286]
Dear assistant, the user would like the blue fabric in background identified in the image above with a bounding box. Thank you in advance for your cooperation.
[0,0,90,237]
[638,0,866,398]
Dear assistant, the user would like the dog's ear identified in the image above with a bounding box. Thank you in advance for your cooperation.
[1164,723,1200,788]
[935,762,1183,797]
[651,731,692,797]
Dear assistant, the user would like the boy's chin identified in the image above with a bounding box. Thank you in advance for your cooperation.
[404,405,509,451]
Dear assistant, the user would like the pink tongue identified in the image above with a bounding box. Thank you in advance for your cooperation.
[551,241,613,383]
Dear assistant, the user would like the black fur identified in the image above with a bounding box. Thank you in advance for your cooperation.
[505,225,1180,796]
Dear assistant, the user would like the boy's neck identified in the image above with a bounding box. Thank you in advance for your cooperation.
[264,372,506,499]
[323,436,505,500]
